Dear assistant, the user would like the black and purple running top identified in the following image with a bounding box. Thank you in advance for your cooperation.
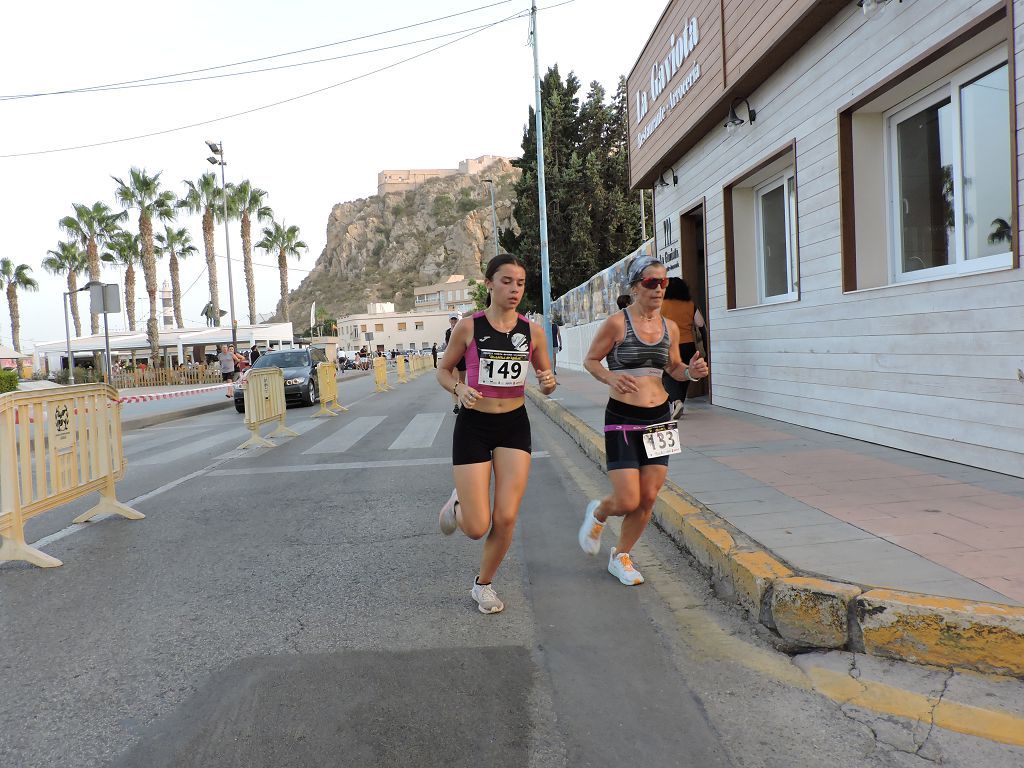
[464,311,533,399]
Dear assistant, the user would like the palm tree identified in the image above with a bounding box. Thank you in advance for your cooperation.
[0,259,39,352]
[114,168,176,364]
[103,230,141,331]
[228,180,273,325]
[179,173,223,326]
[155,227,198,327]
[256,221,307,322]
[59,202,125,335]
[42,241,88,337]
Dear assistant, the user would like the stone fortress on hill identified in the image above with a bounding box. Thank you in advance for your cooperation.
[377,155,507,196]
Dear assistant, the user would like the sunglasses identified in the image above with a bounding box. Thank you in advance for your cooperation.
[638,277,669,290]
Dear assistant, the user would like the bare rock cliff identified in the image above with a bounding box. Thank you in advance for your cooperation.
[277,158,520,326]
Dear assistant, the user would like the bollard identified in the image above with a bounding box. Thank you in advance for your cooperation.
[396,355,408,384]
[373,356,391,392]
[239,368,299,448]
[0,384,143,568]
[313,363,348,416]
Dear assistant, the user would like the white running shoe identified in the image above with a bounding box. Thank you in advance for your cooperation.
[578,500,605,555]
[471,580,504,614]
[670,400,684,420]
[439,488,459,535]
[608,547,644,585]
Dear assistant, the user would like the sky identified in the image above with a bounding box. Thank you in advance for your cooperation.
[0,0,665,352]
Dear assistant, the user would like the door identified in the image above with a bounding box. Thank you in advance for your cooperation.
[678,203,710,401]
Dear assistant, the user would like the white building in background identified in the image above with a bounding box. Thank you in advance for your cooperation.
[160,280,173,328]
[336,304,455,354]
[414,274,477,315]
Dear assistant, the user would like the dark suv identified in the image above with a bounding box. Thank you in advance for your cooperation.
[234,347,329,413]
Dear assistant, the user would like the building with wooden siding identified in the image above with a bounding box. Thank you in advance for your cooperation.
[613,0,1024,476]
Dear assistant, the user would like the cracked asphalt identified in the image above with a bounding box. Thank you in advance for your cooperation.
[2,373,1022,767]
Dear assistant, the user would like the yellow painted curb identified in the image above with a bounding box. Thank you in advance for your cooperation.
[857,589,1024,678]
[729,551,793,618]
[773,577,862,649]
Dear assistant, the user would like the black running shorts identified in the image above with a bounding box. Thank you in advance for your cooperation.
[604,398,672,471]
[453,405,531,465]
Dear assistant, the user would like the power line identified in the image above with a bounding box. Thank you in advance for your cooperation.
[0,8,528,159]
[1,18,504,99]
[0,0,513,101]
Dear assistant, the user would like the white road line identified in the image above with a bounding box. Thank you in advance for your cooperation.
[132,428,249,465]
[388,413,445,450]
[209,451,551,476]
[302,415,385,455]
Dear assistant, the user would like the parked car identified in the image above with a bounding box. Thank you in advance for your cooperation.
[234,347,330,413]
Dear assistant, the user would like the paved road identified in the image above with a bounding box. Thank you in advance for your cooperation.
[2,374,1023,767]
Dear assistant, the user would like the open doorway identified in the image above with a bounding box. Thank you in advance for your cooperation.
[678,201,710,402]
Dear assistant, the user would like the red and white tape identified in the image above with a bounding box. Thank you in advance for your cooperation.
[116,383,230,404]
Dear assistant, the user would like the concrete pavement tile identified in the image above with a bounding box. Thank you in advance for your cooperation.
[974,493,1024,511]
[771,537,913,567]
[975,577,1024,604]
[671,474,768,493]
[732,508,839,532]
[823,506,896,523]
[788,556,962,590]
[862,512,987,537]
[928,548,1024,579]
[709,499,818,518]
[751,521,875,548]
[692,487,791,504]
[941,526,1024,550]
[894,578,1019,604]
[882,532,978,555]
[947,506,1024,528]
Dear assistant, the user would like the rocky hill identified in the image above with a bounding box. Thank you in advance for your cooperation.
[278,158,521,326]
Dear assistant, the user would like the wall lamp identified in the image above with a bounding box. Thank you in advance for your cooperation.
[858,0,901,16]
[724,97,756,135]
[657,170,678,187]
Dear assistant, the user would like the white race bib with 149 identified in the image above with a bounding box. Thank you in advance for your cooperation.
[478,349,529,387]
[641,422,682,458]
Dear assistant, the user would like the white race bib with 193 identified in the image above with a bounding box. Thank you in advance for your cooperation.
[478,349,529,387]
[641,422,682,458]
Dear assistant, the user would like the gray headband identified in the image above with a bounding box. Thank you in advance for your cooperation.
[627,255,662,285]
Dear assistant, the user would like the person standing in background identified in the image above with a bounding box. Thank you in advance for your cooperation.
[445,314,466,413]
[660,277,705,419]
[249,343,261,366]
[432,342,438,368]
[218,345,236,398]
[550,317,562,375]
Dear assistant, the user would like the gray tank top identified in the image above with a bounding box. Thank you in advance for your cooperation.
[606,309,671,375]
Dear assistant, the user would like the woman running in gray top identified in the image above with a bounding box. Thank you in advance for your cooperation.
[577,256,708,585]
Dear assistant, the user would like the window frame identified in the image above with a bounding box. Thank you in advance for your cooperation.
[884,45,1012,284]
[753,171,798,304]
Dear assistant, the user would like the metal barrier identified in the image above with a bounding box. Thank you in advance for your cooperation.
[396,355,408,384]
[373,356,391,392]
[313,363,348,417]
[109,365,222,389]
[240,368,298,448]
[0,384,143,568]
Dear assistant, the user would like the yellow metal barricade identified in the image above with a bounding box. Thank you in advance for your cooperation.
[0,384,143,568]
[373,356,391,392]
[313,363,348,417]
[240,368,299,448]
[396,355,408,384]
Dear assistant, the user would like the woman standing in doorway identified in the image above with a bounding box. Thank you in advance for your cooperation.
[577,256,708,585]
[436,254,557,614]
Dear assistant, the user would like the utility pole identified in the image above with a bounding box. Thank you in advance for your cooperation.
[530,1,555,367]
[640,191,647,241]
[207,141,238,350]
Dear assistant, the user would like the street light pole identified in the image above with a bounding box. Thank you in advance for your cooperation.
[207,140,238,351]
[529,1,555,367]
[483,178,499,258]
[63,292,75,384]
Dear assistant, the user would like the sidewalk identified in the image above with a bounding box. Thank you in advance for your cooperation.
[540,369,1024,607]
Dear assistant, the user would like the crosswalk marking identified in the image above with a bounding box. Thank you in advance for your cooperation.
[388,413,445,450]
[133,428,248,465]
[302,416,385,455]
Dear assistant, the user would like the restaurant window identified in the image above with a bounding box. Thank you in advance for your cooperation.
[723,144,799,309]
[840,32,1014,291]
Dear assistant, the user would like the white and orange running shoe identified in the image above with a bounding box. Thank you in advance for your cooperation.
[608,547,644,585]
[578,500,605,555]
